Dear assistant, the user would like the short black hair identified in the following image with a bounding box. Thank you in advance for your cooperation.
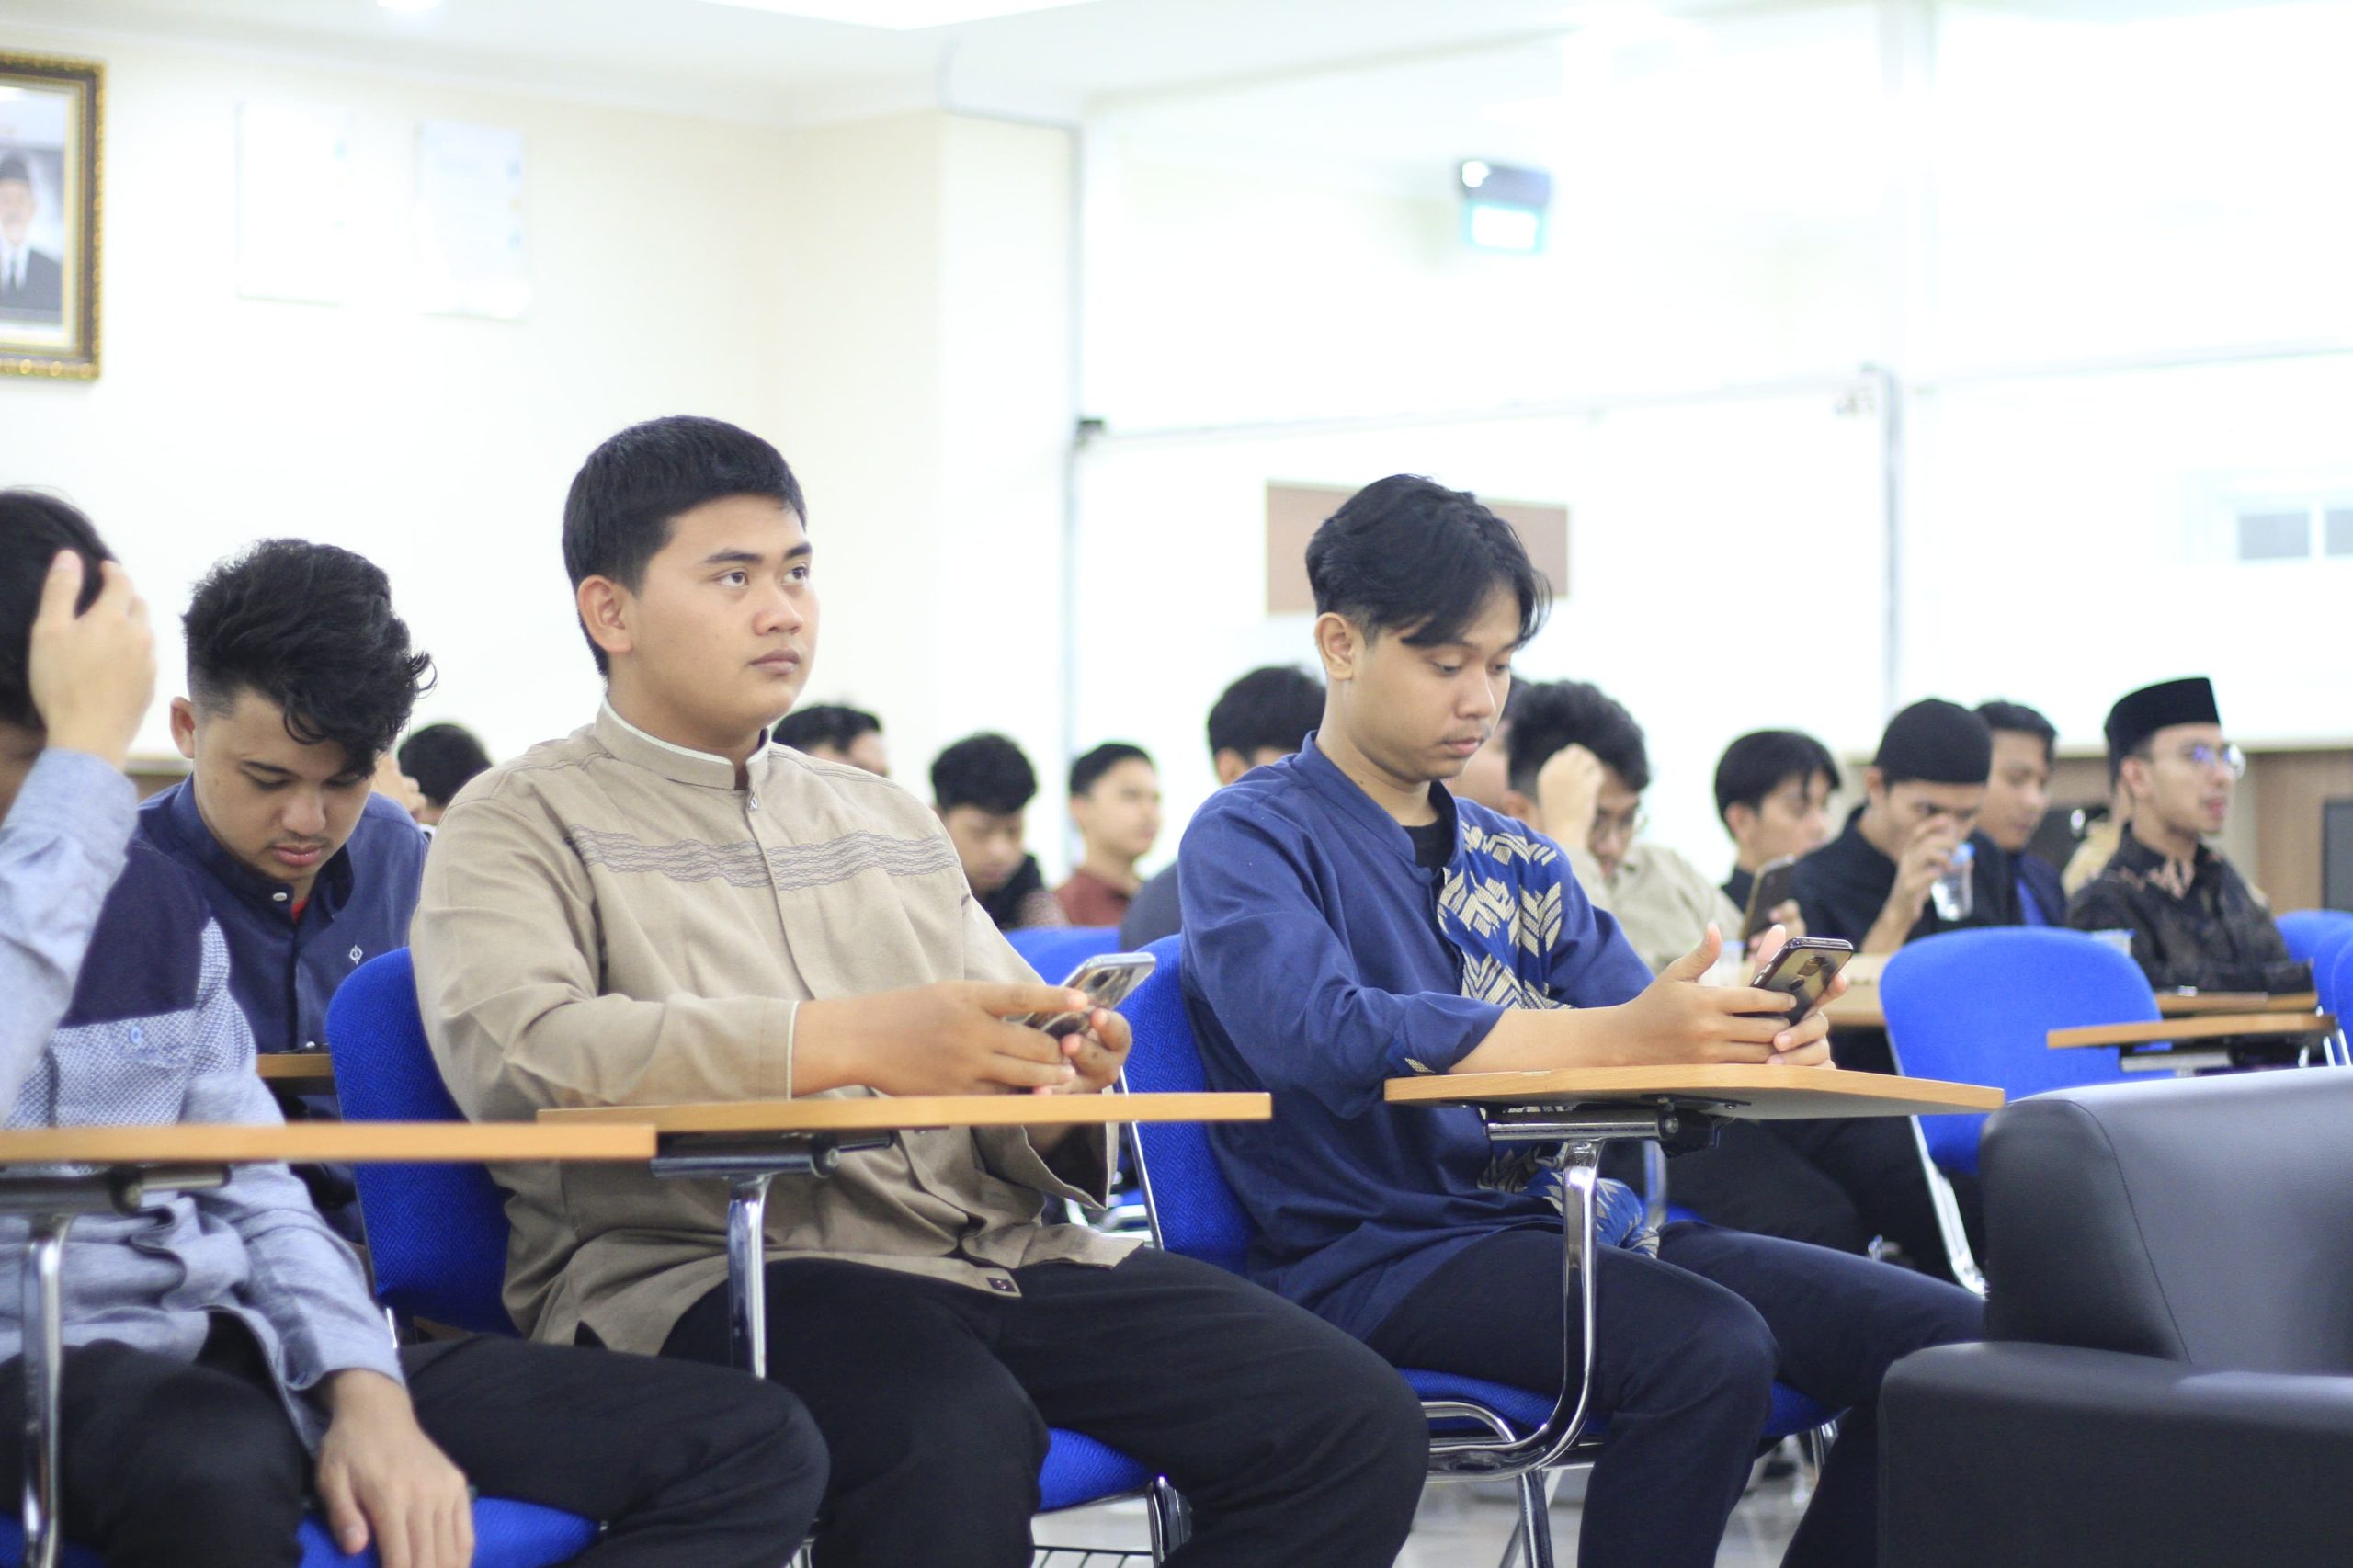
[1305,475,1549,649]
[398,722,492,808]
[562,416,806,676]
[1070,742,1152,799]
[774,703,881,756]
[1714,730,1842,825]
[932,733,1037,815]
[1205,665,1324,763]
[185,540,433,775]
[1506,680,1649,799]
[1977,699,2057,766]
[0,490,112,730]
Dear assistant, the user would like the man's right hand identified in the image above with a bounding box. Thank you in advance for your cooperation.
[1884,820,1961,926]
[1605,926,1804,1066]
[795,982,1090,1096]
[27,552,154,770]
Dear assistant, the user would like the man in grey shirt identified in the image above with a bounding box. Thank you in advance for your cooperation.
[0,491,824,1568]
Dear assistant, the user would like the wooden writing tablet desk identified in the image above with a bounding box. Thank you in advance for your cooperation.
[1385,1063,2001,1121]
[255,1052,337,1091]
[537,1092,1269,1378]
[0,1121,655,1568]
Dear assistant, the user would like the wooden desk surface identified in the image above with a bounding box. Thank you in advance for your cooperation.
[1825,982,2324,1033]
[2051,1013,2336,1051]
[540,1092,1269,1134]
[0,1123,655,1165]
[1384,1064,2003,1120]
[256,1053,335,1086]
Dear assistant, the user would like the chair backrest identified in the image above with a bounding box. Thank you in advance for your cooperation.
[2277,908,2353,971]
[2326,941,2353,1039]
[324,949,519,1335]
[1982,1070,2353,1373]
[1007,925,1123,982]
[1881,927,2154,1176]
[1114,936,1256,1276]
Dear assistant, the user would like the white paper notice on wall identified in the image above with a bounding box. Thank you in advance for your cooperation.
[415,120,529,320]
[236,103,353,304]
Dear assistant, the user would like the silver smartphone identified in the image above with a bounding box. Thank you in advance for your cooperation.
[1012,952,1157,1038]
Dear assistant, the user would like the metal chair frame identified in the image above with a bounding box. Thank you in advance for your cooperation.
[1123,1084,1826,1568]
[1,1165,227,1568]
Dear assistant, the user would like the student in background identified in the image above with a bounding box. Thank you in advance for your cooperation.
[1120,665,1324,949]
[1792,700,2011,956]
[0,489,826,1568]
[1180,474,1983,1568]
[933,732,1066,931]
[1499,679,1744,975]
[1055,742,1161,927]
[414,416,1429,1568]
[1973,699,2067,927]
[1712,729,1839,922]
[2068,676,2307,994]
[774,701,889,777]
[398,722,493,826]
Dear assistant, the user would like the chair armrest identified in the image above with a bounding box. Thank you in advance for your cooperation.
[1883,1342,2353,1568]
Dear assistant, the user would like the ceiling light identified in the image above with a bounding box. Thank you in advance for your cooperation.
[692,0,1101,29]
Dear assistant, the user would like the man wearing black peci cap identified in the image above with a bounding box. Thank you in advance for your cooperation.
[1792,699,2017,958]
[2066,676,2307,994]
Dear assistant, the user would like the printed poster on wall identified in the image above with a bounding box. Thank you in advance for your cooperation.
[415,119,528,320]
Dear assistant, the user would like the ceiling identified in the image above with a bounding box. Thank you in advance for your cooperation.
[1,0,1686,127]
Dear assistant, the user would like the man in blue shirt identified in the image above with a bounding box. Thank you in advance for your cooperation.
[1974,699,2067,926]
[137,540,429,1062]
[1182,475,1984,1568]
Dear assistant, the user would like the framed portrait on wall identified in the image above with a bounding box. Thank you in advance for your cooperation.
[0,52,102,380]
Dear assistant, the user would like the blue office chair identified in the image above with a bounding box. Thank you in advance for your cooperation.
[1879,927,2156,1292]
[1115,937,1835,1568]
[327,951,1166,1562]
[2324,943,2353,1070]
[2278,909,2353,975]
[1007,926,1124,982]
[0,1507,599,1568]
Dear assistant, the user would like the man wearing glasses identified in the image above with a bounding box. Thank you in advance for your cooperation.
[2068,676,2309,994]
[1496,680,1749,974]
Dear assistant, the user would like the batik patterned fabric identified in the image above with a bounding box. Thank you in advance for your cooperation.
[1438,818,1656,1253]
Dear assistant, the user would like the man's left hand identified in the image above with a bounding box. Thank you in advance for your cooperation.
[1039,1006,1131,1096]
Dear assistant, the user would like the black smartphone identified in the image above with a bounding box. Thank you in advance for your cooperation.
[1739,856,1802,945]
[1747,936,1854,1025]
[1010,952,1157,1038]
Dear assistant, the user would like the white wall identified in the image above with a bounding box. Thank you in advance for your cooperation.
[769,111,1074,859]
[0,30,793,763]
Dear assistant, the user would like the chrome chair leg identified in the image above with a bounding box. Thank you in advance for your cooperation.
[21,1213,70,1568]
[727,1173,773,1379]
[1144,1476,1190,1561]
[1907,1118,1985,1295]
[1514,1469,1557,1568]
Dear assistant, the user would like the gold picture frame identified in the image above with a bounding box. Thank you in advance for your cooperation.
[0,51,102,380]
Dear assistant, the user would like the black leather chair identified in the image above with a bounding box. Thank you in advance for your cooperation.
[1881,1069,2353,1567]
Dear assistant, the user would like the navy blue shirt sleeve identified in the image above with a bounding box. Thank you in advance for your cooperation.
[1181,802,1505,1115]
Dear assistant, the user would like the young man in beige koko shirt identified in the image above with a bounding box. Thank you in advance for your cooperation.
[412,416,1427,1568]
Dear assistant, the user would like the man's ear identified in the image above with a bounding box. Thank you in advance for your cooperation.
[2119,756,2149,804]
[168,697,199,762]
[1499,787,1539,827]
[1211,749,1247,787]
[1862,766,1888,809]
[1312,612,1362,684]
[1722,801,1755,844]
[576,576,633,665]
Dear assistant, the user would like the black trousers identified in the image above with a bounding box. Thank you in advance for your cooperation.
[0,1323,824,1568]
[1658,1116,1985,1285]
[663,1248,1429,1568]
[1364,1222,1984,1568]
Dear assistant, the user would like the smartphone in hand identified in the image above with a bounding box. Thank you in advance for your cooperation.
[1739,855,1802,946]
[1747,937,1854,1026]
[1011,952,1157,1039]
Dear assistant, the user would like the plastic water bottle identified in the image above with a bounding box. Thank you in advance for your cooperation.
[1929,841,1975,923]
